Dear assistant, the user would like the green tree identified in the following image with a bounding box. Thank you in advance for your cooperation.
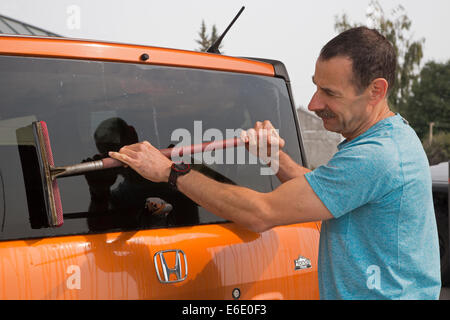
[196,20,210,52]
[210,25,220,48]
[334,0,424,114]
[404,60,450,140]
[195,20,223,53]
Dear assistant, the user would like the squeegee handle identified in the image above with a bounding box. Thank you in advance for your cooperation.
[100,137,243,169]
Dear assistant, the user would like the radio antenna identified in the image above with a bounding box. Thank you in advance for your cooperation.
[207,6,245,54]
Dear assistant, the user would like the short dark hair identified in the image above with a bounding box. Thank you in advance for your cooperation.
[319,26,396,96]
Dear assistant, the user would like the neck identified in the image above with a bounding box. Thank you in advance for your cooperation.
[343,100,394,141]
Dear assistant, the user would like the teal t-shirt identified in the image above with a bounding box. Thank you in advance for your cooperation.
[304,114,441,300]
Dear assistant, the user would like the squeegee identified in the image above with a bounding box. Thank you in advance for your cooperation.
[32,121,244,227]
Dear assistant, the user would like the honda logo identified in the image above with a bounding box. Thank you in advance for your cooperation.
[154,250,188,284]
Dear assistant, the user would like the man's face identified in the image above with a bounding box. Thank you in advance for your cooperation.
[308,56,371,138]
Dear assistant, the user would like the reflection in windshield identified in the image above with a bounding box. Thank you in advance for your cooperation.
[0,55,302,239]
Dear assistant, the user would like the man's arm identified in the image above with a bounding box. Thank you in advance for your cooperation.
[176,169,332,233]
[109,141,333,233]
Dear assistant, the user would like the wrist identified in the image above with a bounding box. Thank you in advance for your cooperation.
[264,148,283,166]
[164,161,174,182]
[168,162,192,190]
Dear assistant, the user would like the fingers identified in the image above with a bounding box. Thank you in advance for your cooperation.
[240,130,249,143]
[121,141,152,152]
[241,121,276,141]
[261,120,285,148]
[109,141,151,168]
[255,121,263,131]
[119,146,138,158]
[251,120,276,134]
[247,128,258,146]
[240,128,259,145]
[261,121,278,145]
[113,141,155,158]
[268,128,285,147]
[262,120,275,130]
[108,150,134,167]
[240,121,285,159]
[249,121,283,144]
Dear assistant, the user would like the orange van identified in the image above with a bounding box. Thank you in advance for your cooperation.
[0,34,320,299]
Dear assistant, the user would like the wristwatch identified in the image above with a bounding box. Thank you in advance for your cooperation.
[168,162,191,190]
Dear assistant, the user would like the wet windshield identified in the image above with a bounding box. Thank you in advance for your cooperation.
[0,55,303,239]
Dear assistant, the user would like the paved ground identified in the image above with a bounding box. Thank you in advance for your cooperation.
[440,287,450,300]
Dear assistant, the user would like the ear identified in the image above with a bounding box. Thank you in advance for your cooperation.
[368,78,388,105]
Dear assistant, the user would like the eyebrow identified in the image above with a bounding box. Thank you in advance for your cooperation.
[312,75,341,97]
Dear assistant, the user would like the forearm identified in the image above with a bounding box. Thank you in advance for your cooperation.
[273,150,311,183]
[176,169,271,232]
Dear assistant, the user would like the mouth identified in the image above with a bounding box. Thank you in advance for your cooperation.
[315,109,336,120]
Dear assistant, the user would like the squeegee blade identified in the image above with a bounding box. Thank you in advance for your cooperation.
[32,121,63,227]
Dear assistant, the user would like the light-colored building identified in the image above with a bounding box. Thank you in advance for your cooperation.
[297,107,342,169]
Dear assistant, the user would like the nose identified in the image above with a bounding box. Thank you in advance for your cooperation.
[307,90,324,112]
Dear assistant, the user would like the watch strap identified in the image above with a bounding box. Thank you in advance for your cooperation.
[168,162,191,190]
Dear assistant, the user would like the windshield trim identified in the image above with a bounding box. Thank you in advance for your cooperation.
[0,35,275,77]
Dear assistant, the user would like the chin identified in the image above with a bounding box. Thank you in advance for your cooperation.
[322,119,341,133]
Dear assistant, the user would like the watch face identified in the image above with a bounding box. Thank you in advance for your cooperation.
[172,162,191,173]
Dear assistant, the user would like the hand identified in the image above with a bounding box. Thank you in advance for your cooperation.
[108,141,173,183]
[240,120,285,163]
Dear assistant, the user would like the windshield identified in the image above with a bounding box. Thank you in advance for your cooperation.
[0,55,303,239]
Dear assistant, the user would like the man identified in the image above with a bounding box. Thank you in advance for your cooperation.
[109,27,441,299]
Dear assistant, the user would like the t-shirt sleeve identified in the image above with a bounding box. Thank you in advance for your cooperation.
[304,143,401,219]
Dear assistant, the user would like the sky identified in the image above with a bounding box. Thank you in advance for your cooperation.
[1,0,449,109]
